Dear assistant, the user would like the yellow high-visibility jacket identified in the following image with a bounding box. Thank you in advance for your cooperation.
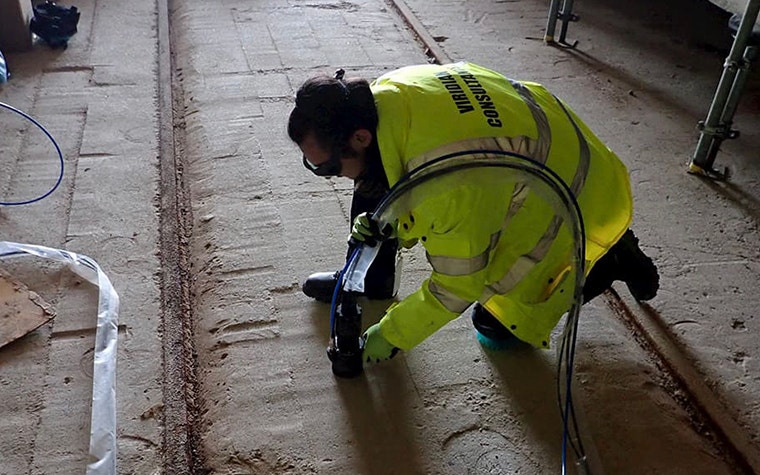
[371,62,632,350]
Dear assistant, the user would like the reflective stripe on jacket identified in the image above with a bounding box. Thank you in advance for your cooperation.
[371,62,632,350]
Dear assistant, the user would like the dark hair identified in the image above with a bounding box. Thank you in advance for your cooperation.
[287,73,378,150]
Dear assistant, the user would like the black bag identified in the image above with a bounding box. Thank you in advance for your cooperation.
[30,1,81,49]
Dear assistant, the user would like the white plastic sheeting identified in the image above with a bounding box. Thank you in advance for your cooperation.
[0,241,119,475]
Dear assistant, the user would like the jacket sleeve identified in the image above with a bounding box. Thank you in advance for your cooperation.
[377,278,459,351]
[377,269,484,351]
[377,203,496,350]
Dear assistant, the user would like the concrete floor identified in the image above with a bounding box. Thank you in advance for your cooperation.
[1,0,759,473]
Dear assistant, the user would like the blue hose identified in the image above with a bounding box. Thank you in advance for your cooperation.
[329,246,361,338]
[0,101,64,205]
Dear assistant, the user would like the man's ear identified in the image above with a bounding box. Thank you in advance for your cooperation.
[351,129,373,150]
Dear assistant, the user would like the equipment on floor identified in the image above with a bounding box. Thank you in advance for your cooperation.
[30,1,80,48]
[326,149,593,473]
[326,251,364,378]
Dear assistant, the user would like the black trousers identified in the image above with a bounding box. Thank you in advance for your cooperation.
[581,243,620,303]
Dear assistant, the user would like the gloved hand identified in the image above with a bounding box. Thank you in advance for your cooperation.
[350,212,395,247]
[361,323,400,364]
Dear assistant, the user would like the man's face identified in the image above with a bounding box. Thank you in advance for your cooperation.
[299,131,367,179]
[300,133,339,176]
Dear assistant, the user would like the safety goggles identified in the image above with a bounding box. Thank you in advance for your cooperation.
[302,150,342,177]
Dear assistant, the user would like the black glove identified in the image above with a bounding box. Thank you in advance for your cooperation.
[349,212,395,247]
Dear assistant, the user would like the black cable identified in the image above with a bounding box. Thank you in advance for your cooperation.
[354,150,589,471]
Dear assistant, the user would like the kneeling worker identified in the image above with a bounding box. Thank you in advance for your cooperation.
[286,62,659,364]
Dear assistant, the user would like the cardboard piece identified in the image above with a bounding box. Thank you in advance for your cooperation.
[0,268,55,348]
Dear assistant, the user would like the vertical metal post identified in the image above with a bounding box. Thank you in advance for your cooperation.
[545,0,563,43]
[720,45,759,137]
[545,0,579,47]
[689,0,760,175]
[558,0,577,45]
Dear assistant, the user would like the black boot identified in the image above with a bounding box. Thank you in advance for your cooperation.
[611,230,659,301]
[302,271,342,303]
[302,270,396,302]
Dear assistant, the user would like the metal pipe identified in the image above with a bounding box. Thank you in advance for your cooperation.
[689,0,760,173]
[545,0,563,42]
